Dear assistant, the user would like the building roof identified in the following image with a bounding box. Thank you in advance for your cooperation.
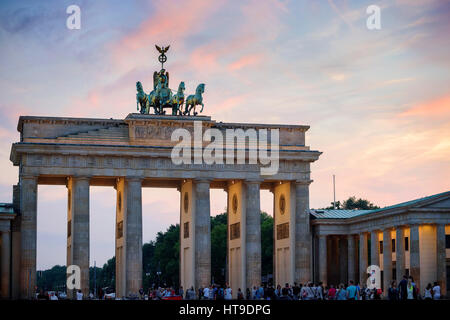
[310,190,450,219]
[0,203,15,214]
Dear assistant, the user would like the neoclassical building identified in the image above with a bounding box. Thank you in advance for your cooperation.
[310,192,450,296]
[0,114,448,299]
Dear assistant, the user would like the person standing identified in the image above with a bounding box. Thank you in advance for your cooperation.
[316,282,324,300]
[398,275,408,300]
[388,281,399,300]
[423,283,433,300]
[292,282,300,300]
[237,288,244,300]
[327,284,336,300]
[336,284,347,300]
[346,280,359,300]
[225,286,232,300]
[76,289,83,300]
[258,285,264,300]
[203,286,210,300]
[406,278,416,300]
[432,282,441,300]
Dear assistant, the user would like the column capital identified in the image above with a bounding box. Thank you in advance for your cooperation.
[68,175,91,181]
[244,179,263,185]
[194,177,213,184]
[294,179,313,186]
[21,174,38,181]
[126,176,143,183]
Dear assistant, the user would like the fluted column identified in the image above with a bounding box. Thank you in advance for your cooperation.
[409,224,420,288]
[383,229,392,295]
[294,180,312,284]
[67,176,90,298]
[339,236,348,284]
[395,227,405,282]
[124,178,143,296]
[347,235,356,283]
[318,235,327,286]
[1,231,11,298]
[359,232,368,286]
[370,230,379,267]
[194,179,211,289]
[19,175,37,299]
[436,224,446,296]
[245,180,261,288]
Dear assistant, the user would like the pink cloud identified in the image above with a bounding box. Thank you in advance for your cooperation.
[399,96,450,117]
[112,0,225,67]
[228,54,264,71]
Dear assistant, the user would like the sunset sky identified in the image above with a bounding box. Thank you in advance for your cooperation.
[0,0,449,269]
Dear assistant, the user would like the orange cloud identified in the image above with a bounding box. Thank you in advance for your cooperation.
[400,96,450,117]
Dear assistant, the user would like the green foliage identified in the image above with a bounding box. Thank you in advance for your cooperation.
[36,265,66,292]
[260,212,273,277]
[323,197,379,210]
[36,212,275,292]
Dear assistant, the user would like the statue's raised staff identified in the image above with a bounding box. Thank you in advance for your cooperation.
[184,83,205,116]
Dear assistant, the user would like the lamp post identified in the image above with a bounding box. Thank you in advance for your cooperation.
[156,261,162,289]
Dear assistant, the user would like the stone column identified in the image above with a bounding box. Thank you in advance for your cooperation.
[409,224,420,289]
[383,229,392,295]
[436,224,447,296]
[395,227,405,282]
[124,178,143,296]
[359,233,368,286]
[194,179,211,289]
[67,176,90,298]
[115,177,143,298]
[19,175,37,299]
[245,180,261,289]
[1,231,11,298]
[294,180,312,284]
[339,236,348,284]
[318,235,327,286]
[347,235,356,283]
[370,230,379,267]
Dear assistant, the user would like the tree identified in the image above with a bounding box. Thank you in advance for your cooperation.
[36,211,275,292]
[322,196,379,210]
[260,212,273,278]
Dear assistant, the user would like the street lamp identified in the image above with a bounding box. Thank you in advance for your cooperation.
[156,262,162,289]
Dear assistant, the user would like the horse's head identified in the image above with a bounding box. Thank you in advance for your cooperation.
[136,81,143,92]
[196,83,205,94]
[179,81,185,92]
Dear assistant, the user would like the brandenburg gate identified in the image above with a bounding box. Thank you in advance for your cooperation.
[9,113,321,299]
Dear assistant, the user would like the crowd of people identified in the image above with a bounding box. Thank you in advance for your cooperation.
[36,275,444,300]
[135,275,443,300]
